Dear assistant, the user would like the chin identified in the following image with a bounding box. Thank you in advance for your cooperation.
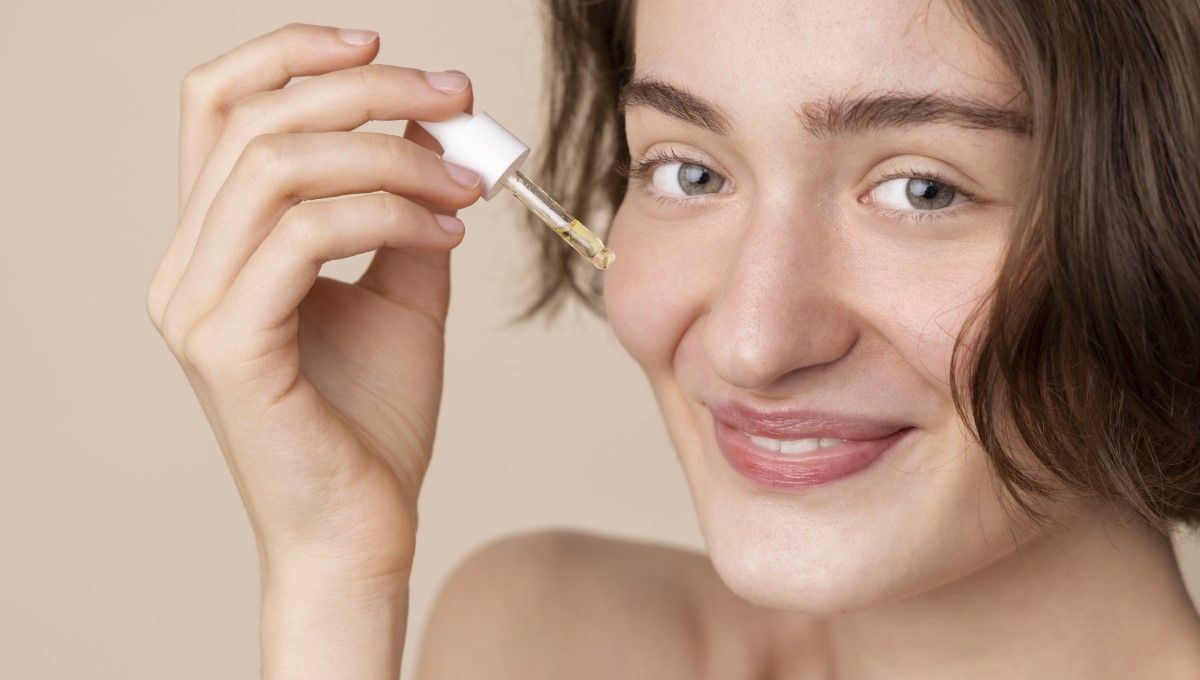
[674,415,1036,617]
[697,504,956,616]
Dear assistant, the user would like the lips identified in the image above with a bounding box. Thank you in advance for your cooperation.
[706,398,915,490]
[707,398,910,441]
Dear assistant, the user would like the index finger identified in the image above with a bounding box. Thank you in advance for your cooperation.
[179,23,381,211]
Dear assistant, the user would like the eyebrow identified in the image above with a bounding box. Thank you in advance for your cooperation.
[617,76,1033,137]
[618,77,734,135]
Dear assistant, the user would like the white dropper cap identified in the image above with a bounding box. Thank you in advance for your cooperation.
[415,112,530,200]
[414,110,615,270]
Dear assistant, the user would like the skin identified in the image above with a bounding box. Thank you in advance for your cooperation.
[148,23,485,678]
[601,0,1200,677]
[149,6,1200,680]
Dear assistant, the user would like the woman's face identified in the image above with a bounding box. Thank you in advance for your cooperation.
[605,0,1053,614]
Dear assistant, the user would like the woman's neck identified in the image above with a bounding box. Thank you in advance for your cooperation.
[764,513,1200,679]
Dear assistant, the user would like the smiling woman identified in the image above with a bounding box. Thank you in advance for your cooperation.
[484,0,1200,675]
[523,0,1200,530]
[148,0,1200,677]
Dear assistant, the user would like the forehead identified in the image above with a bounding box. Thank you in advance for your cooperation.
[632,0,1020,123]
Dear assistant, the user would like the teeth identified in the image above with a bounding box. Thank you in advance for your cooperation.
[745,433,849,454]
[782,438,822,454]
[748,435,781,451]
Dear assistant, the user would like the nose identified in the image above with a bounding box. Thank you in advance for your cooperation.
[703,206,860,391]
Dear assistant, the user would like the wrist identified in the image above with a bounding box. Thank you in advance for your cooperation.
[260,560,411,680]
[258,532,415,594]
[261,549,412,602]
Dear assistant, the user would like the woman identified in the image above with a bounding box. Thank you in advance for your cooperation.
[146,0,1200,677]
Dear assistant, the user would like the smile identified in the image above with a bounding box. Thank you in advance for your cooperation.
[743,434,850,454]
[713,420,914,490]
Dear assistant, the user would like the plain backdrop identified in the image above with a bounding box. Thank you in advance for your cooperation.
[1,1,1198,678]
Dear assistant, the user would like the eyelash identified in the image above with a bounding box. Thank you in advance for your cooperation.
[624,151,981,221]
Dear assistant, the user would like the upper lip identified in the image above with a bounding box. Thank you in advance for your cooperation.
[708,398,911,441]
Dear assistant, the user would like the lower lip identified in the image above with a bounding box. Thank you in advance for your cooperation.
[713,419,914,491]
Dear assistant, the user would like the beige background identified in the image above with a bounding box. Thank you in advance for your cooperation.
[1,1,1198,678]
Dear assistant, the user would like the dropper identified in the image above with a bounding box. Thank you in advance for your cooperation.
[415,112,614,270]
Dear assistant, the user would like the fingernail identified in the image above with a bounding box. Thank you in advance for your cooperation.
[434,213,465,235]
[423,70,470,94]
[337,28,378,45]
[443,159,481,188]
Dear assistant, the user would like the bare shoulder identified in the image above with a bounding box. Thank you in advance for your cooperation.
[413,528,778,680]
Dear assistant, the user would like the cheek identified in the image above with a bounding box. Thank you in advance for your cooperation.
[603,203,717,374]
[859,232,1006,402]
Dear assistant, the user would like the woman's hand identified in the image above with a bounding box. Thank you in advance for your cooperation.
[147,23,481,595]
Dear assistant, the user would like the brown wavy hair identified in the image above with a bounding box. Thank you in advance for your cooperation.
[512,0,1200,532]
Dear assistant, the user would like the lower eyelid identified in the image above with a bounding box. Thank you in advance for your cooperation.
[636,185,725,214]
[868,198,976,225]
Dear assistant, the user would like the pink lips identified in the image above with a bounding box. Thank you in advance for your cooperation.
[708,399,909,440]
[708,399,914,490]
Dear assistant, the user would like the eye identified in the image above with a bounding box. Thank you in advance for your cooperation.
[651,161,726,196]
[869,175,968,212]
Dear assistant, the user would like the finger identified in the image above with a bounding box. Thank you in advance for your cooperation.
[188,65,473,221]
[216,193,465,333]
[151,66,473,329]
[179,22,381,212]
[162,131,482,338]
[401,69,474,154]
[221,64,473,144]
[357,71,475,306]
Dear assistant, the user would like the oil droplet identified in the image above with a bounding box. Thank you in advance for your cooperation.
[591,247,615,270]
[555,219,614,271]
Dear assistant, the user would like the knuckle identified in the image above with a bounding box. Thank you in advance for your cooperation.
[382,133,418,169]
[145,276,168,332]
[279,206,323,254]
[265,22,314,48]
[279,21,310,36]
[376,195,422,243]
[349,65,391,119]
[240,132,288,177]
[348,63,379,96]
[226,91,268,131]
[159,304,191,358]
[179,63,215,109]
[181,319,227,378]
[376,193,404,226]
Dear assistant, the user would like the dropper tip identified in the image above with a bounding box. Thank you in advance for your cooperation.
[591,247,616,270]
